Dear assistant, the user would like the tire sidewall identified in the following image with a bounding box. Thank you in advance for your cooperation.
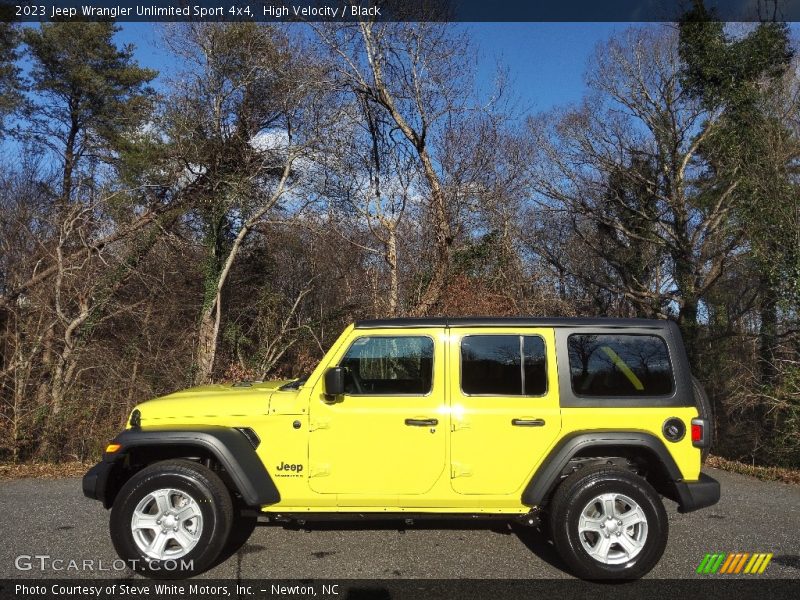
[110,468,229,577]
[554,473,667,580]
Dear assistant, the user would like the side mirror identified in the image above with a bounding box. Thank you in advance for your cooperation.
[323,366,345,400]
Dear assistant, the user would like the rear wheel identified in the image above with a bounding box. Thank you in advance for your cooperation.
[110,459,233,578]
[549,464,668,580]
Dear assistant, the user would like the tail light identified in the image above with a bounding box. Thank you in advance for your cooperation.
[691,418,708,448]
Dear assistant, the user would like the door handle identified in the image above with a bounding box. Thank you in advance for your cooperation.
[512,418,546,427]
[405,418,439,427]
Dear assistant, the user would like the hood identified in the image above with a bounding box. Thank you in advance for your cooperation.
[132,379,298,424]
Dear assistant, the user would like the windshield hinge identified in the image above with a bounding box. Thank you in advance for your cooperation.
[309,418,331,432]
[308,463,330,478]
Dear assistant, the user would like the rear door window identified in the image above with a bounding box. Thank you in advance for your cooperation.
[568,334,673,396]
[461,335,547,396]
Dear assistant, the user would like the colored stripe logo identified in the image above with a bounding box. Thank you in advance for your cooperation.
[696,552,773,574]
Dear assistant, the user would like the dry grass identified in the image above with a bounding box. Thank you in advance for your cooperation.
[0,461,91,480]
[707,455,800,485]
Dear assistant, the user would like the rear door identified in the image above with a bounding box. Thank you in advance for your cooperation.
[448,327,561,495]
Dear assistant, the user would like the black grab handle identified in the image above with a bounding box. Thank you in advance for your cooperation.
[405,418,439,427]
[511,418,546,427]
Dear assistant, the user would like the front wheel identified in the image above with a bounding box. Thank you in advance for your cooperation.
[548,465,668,580]
[110,459,233,578]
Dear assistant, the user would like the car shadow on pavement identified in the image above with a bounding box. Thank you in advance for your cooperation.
[261,516,515,535]
[219,517,571,576]
[508,523,570,574]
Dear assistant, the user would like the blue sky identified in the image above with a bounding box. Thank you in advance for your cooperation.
[469,23,627,112]
[0,22,629,165]
[115,22,800,114]
[115,22,627,114]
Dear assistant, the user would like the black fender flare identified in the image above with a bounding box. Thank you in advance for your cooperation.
[88,426,280,508]
[521,430,684,507]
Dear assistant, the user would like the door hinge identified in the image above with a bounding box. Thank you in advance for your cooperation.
[309,418,330,431]
[451,462,472,478]
[451,419,470,432]
[308,463,330,478]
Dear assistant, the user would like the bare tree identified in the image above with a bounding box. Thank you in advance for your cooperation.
[527,26,741,352]
[319,95,420,316]
[315,20,483,315]
[161,23,335,383]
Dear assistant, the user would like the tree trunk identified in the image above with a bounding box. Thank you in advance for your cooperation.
[0,307,7,374]
[674,247,700,364]
[194,300,220,385]
[411,149,451,316]
[193,161,292,385]
[37,304,88,459]
[672,226,700,363]
[356,23,452,316]
[758,275,779,386]
[678,293,700,364]
[386,226,399,317]
[9,317,22,463]
[61,116,80,207]
[193,213,226,386]
[34,325,54,408]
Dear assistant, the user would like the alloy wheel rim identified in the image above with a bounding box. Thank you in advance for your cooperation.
[577,492,648,565]
[131,488,203,560]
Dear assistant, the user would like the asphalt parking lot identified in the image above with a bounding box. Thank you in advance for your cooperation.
[1,467,798,580]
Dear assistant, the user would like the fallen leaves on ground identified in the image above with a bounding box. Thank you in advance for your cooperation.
[0,461,92,480]
[707,455,800,485]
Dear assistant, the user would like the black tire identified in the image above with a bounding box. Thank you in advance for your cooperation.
[548,465,668,580]
[110,459,233,579]
[691,375,714,462]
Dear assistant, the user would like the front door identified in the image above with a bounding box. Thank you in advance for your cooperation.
[449,328,562,494]
[308,331,446,500]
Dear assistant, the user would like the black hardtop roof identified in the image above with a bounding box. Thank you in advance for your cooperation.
[354,317,671,329]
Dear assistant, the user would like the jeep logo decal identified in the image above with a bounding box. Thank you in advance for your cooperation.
[276,461,303,473]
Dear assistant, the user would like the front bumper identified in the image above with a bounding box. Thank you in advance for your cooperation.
[82,460,114,508]
[674,473,720,513]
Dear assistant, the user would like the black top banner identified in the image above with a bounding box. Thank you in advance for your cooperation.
[2,0,800,23]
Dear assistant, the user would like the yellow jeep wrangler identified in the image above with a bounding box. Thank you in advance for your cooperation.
[83,317,719,579]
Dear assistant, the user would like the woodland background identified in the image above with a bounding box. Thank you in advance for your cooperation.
[0,12,798,466]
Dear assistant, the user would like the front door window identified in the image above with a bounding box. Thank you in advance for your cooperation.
[340,336,434,395]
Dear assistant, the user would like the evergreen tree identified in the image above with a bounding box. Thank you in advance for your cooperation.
[679,10,795,384]
[0,23,21,136]
[23,22,157,203]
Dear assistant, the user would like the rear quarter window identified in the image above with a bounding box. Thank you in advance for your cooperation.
[568,334,673,397]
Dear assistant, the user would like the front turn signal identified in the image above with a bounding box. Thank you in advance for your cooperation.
[105,443,122,453]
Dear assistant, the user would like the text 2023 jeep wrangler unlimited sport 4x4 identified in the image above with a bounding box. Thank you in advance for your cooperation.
[84,317,719,579]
